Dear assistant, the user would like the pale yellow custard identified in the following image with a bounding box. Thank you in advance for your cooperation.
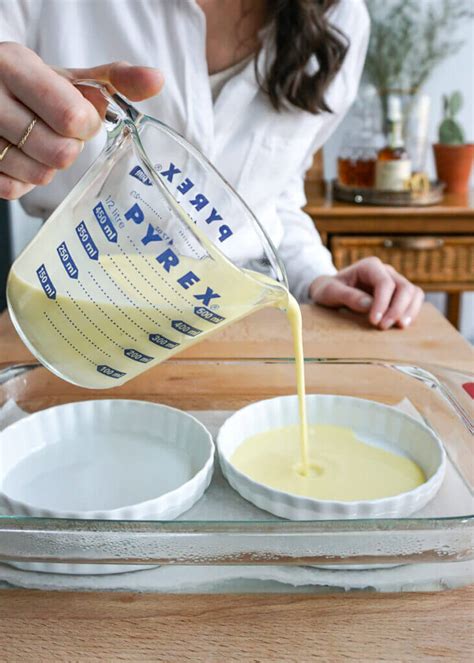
[285,293,309,475]
[8,254,285,389]
[231,423,426,501]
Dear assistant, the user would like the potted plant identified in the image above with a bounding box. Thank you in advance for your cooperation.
[433,92,473,194]
[364,0,473,128]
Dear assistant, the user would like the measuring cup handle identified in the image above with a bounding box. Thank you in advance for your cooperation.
[74,79,141,130]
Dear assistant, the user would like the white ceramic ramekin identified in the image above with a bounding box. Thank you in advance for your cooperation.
[0,399,214,574]
[217,395,446,520]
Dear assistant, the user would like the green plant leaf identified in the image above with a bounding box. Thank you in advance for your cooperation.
[450,91,463,115]
[364,0,473,93]
[439,118,465,144]
[443,94,450,117]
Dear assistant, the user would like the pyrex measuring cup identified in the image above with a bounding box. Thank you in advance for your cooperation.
[7,82,288,389]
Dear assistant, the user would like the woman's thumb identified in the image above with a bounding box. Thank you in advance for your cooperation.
[316,279,373,313]
[58,61,164,110]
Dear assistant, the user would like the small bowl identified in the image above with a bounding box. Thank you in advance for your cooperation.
[0,399,214,574]
[217,395,446,520]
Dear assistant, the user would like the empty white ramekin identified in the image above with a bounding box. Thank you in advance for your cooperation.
[0,399,214,573]
[217,395,446,520]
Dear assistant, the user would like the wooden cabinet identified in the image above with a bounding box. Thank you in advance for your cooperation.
[304,185,474,328]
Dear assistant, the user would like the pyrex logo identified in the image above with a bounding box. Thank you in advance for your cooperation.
[129,165,153,186]
[124,202,224,316]
[160,162,232,243]
[129,161,233,243]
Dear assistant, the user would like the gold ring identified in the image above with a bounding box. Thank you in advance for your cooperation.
[0,142,12,162]
[17,117,37,150]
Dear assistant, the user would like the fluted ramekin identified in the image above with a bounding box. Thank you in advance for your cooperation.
[217,395,445,520]
[0,399,214,573]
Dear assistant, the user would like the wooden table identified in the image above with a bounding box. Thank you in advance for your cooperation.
[305,186,474,328]
[1,304,473,661]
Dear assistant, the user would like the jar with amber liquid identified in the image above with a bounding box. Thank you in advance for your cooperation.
[375,95,412,191]
[338,147,377,188]
[336,88,381,188]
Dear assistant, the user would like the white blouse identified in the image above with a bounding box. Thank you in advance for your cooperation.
[0,0,370,301]
[209,56,253,103]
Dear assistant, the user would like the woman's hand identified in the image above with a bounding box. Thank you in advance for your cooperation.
[309,257,424,330]
[0,42,163,200]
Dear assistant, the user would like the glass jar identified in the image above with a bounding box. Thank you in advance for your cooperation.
[337,87,383,188]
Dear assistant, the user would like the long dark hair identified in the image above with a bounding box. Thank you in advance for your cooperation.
[260,0,349,114]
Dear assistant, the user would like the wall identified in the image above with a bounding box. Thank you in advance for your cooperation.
[324,12,474,341]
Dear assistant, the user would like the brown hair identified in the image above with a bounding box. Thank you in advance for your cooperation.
[260,0,349,114]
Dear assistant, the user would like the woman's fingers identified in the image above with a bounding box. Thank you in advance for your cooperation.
[62,62,164,119]
[396,285,425,329]
[379,276,416,330]
[312,260,424,330]
[350,258,396,325]
[0,43,164,199]
[311,276,374,313]
[0,43,101,140]
[0,89,84,169]
[66,62,164,101]
[380,267,425,329]
[332,258,425,330]
[0,138,56,186]
[0,173,35,200]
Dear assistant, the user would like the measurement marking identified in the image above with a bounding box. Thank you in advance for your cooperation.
[78,278,143,340]
[67,293,123,350]
[44,311,95,365]
[115,244,182,316]
[125,234,192,312]
[136,196,164,222]
[138,196,203,259]
[56,300,112,358]
[98,259,172,328]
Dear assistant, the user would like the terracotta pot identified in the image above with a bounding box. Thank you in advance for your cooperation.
[433,143,474,194]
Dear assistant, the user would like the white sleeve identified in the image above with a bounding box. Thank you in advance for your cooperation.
[0,0,42,46]
[276,175,337,303]
[276,0,370,302]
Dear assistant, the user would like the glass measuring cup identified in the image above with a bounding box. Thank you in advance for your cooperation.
[7,82,288,389]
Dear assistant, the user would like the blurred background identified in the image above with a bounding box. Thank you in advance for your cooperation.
[325,0,474,340]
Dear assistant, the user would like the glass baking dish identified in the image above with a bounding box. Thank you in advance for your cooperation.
[0,358,472,592]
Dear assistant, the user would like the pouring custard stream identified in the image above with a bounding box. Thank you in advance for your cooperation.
[286,294,310,475]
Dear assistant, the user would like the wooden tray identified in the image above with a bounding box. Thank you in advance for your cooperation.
[333,180,444,207]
